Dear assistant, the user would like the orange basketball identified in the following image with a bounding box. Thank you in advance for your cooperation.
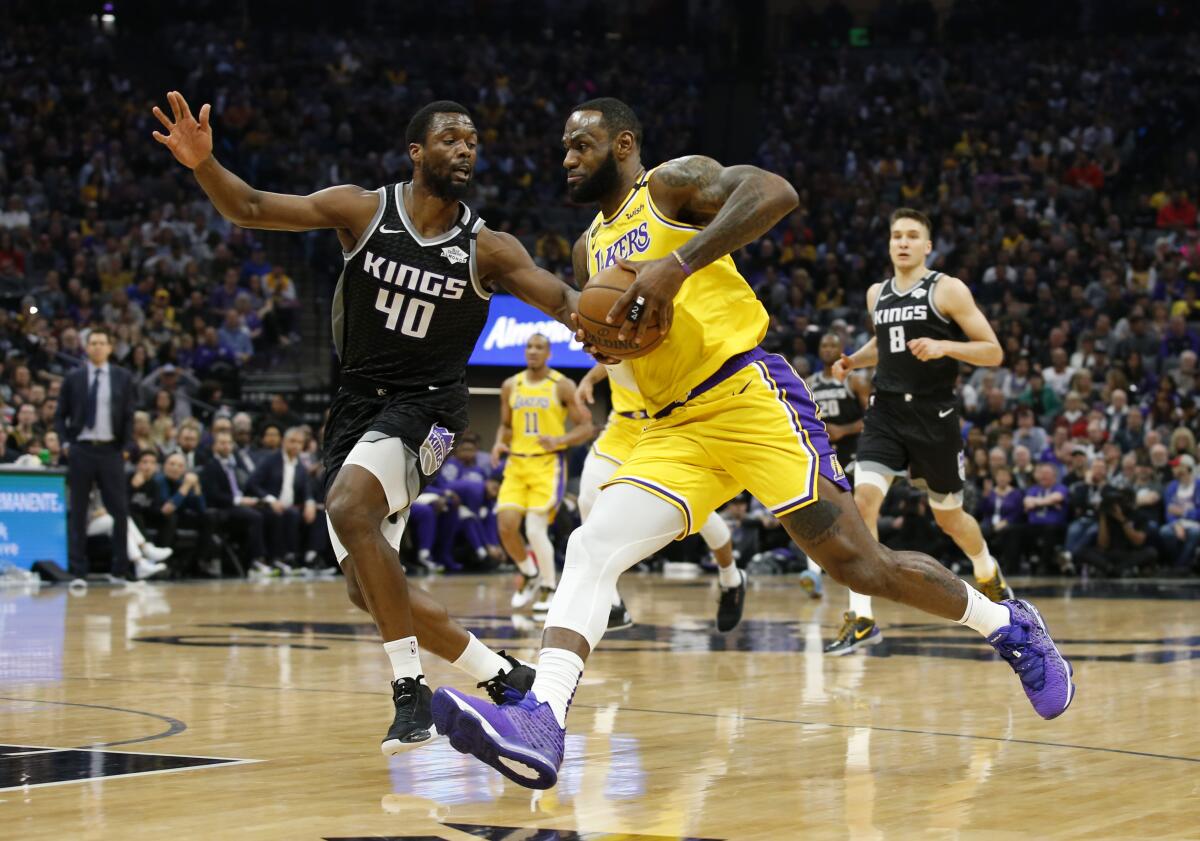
[576,265,665,360]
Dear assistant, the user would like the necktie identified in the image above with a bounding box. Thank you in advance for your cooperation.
[85,369,101,430]
[223,460,241,498]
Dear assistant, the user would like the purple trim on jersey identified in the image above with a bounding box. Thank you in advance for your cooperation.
[611,475,694,535]
[759,355,852,500]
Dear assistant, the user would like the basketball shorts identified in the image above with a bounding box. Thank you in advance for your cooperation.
[496,451,568,515]
[323,381,469,494]
[856,391,964,495]
[590,411,648,465]
[605,347,850,538]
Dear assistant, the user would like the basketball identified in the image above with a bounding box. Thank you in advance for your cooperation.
[577,265,665,359]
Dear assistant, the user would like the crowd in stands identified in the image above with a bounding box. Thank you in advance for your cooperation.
[738,33,1200,576]
[3,8,1200,579]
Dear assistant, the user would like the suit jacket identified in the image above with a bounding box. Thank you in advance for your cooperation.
[247,451,314,506]
[200,457,253,510]
[55,362,137,447]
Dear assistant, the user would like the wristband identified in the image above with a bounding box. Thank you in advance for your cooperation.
[671,250,693,277]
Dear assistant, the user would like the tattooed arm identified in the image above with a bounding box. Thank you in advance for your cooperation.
[649,155,799,273]
[608,155,797,342]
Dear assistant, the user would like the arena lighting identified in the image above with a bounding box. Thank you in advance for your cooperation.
[28,306,38,315]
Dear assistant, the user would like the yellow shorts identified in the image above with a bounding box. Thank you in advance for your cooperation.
[497,451,567,514]
[605,349,849,537]
[590,412,648,465]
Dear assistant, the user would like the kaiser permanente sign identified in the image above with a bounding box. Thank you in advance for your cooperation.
[468,294,592,368]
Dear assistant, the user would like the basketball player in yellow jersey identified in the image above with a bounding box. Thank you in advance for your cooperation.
[575,361,747,632]
[493,334,593,613]
[434,99,1073,789]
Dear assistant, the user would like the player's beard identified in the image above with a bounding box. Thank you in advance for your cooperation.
[568,149,620,204]
[424,162,472,201]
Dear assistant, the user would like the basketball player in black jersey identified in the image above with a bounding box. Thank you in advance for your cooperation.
[824,208,1014,655]
[153,92,580,753]
[811,333,870,470]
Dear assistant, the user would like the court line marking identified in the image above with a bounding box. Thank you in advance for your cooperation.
[0,757,261,793]
[23,676,1200,766]
[0,739,252,763]
[587,703,1200,765]
[0,696,185,749]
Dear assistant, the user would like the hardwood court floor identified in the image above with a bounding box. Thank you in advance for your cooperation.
[1,572,1197,840]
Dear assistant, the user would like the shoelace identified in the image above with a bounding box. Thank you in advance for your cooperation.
[393,674,425,703]
[993,625,1046,691]
[835,613,856,643]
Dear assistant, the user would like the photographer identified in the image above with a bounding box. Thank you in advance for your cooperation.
[1157,454,1200,573]
[1063,457,1108,570]
[1078,485,1158,577]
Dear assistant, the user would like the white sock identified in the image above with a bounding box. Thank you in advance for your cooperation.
[382,636,424,682]
[515,551,539,578]
[531,647,583,727]
[806,557,821,575]
[611,587,623,608]
[969,546,997,580]
[849,590,873,620]
[956,581,1011,637]
[451,634,511,683]
[718,562,742,588]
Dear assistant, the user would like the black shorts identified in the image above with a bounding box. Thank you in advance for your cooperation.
[322,382,469,493]
[856,391,964,495]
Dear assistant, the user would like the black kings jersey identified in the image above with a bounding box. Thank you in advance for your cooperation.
[810,371,864,459]
[871,271,965,397]
[332,183,491,390]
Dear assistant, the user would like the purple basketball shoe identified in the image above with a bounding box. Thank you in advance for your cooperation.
[988,599,1075,720]
[432,687,564,789]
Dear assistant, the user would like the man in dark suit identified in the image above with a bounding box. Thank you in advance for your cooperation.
[200,428,269,572]
[248,426,322,570]
[55,327,138,580]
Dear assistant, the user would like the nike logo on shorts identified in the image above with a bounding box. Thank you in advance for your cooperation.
[938,408,954,418]
[379,225,406,234]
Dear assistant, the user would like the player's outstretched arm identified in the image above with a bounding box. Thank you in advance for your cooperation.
[908,276,1003,366]
[152,91,376,238]
[477,228,580,328]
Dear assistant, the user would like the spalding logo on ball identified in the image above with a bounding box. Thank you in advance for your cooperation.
[576,265,666,359]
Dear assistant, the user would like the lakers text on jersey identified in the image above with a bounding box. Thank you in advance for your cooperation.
[584,169,767,416]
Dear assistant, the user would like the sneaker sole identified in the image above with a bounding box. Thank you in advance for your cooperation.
[1018,600,1076,720]
[432,690,558,790]
[380,730,442,756]
[824,630,883,657]
[607,618,634,631]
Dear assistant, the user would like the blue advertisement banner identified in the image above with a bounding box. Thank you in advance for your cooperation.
[468,294,592,369]
[0,470,68,569]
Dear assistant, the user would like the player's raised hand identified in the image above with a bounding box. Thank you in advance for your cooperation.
[609,256,682,345]
[152,91,213,170]
[830,354,854,382]
[907,337,946,361]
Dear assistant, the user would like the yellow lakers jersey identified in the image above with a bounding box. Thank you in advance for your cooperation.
[510,369,568,455]
[585,167,768,415]
[605,362,644,414]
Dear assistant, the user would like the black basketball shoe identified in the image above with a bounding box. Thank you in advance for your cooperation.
[477,650,536,704]
[607,601,634,631]
[716,568,747,632]
[380,676,436,756]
